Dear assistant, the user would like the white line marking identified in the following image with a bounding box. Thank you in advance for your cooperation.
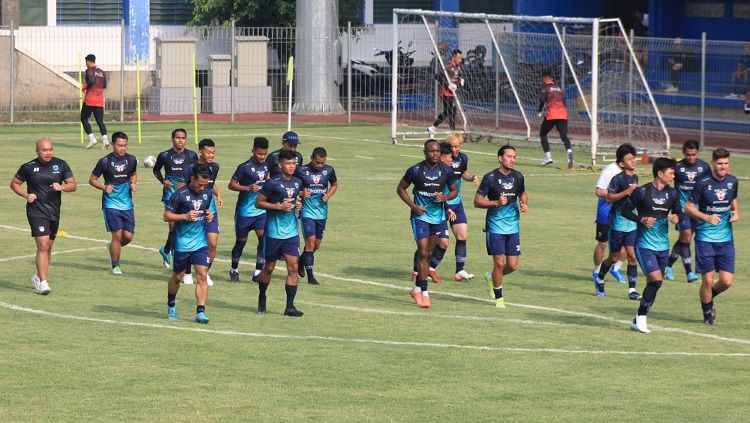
[1,224,748,346]
[400,154,424,159]
[0,247,102,263]
[0,301,746,357]
[354,155,375,160]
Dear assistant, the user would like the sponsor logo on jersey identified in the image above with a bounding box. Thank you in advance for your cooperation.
[715,189,727,201]
[654,197,666,205]
[192,200,203,210]
[114,163,127,172]
[286,188,296,198]
[312,175,321,184]
[501,182,514,190]
[173,157,185,165]
[686,171,697,181]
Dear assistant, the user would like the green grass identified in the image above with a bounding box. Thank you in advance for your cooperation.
[0,122,748,422]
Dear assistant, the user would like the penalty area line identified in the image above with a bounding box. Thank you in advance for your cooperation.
[0,301,747,357]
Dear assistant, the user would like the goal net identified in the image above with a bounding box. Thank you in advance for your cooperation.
[390,9,670,164]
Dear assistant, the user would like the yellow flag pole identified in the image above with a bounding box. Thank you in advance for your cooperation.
[136,54,142,144]
[79,52,84,143]
[193,52,198,144]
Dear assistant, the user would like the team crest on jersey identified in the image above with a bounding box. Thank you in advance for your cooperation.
[727,183,733,189]
[192,200,203,210]
[312,175,321,184]
[322,170,328,175]
[39,226,45,232]
[715,189,727,201]
[202,194,208,200]
[52,165,59,173]
[686,171,697,181]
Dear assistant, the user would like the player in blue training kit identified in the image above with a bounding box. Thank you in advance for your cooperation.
[424,133,478,283]
[474,145,528,309]
[88,132,138,275]
[621,158,681,333]
[11,138,77,295]
[164,164,215,324]
[594,146,641,300]
[592,144,635,284]
[664,139,710,282]
[153,128,198,268]
[176,139,222,286]
[266,131,304,178]
[686,148,740,326]
[297,147,338,285]
[228,137,270,283]
[255,150,305,317]
[397,139,458,309]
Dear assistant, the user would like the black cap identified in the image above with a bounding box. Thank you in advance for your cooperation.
[85,54,96,62]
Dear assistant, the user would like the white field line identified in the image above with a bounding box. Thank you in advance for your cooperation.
[354,155,375,160]
[0,246,102,262]
[1,223,749,346]
[0,301,747,358]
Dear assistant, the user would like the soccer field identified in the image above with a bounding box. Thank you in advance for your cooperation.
[1,122,748,422]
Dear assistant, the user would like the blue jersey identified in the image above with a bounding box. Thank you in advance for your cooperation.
[623,183,681,251]
[446,152,468,206]
[259,175,302,239]
[402,161,456,224]
[231,158,269,218]
[476,169,526,235]
[153,148,198,202]
[91,153,138,210]
[674,158,710,207]
[691,174,739,243]
[608,172,639,232]
[297,163,337,220]
[179,162,220,213]
[165,186,213,252]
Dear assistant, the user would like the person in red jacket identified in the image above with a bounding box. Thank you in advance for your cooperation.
[428,49,463,136]
[537,73,573,169]
[82,54,109,149]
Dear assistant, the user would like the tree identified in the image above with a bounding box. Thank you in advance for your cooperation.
[190,0,364,27]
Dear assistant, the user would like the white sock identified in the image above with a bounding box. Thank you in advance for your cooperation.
[421,291,429,297]
[412,287,421,294]
[88,133,96,142]
[102,134,108,144]
[545,152,552,160]
[253,269,261,276]
[628,288,636,293]
[613,261,623,271]
[593,264,601,273]
[567,149,572,154]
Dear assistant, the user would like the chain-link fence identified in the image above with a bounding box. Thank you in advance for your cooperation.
[1,23,748,143]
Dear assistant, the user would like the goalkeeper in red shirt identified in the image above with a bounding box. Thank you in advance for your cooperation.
[538,73,573,169]
[82,54,109,150]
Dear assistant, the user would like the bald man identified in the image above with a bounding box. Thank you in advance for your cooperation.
[11,138,77,295]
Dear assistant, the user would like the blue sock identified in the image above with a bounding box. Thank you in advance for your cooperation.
[455,240,467,273]
[637,280,662,315]
[429,246,446,269]
[304,251,315,279]
[627,264,638,289]
[285,284,298,308]
[493,286,503,299]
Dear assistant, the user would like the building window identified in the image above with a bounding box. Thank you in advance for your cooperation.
[460,0,513,15]
[374,0,432,24]
[22,0,47,25]
[57,0,123,24]
[150,0,193,25]
[733,0,750,18]
[684,0,725,18]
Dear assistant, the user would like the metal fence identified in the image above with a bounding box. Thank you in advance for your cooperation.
[1,23,748,141]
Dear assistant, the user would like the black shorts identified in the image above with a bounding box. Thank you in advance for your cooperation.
[28,216,59,240]
[595,223,609,243]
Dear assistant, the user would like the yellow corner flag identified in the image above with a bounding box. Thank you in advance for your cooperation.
[286,56,294,85]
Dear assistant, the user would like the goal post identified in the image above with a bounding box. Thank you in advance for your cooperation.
[391,9,670,164]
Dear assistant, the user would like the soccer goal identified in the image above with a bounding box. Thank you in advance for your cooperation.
[390,9,670,164]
